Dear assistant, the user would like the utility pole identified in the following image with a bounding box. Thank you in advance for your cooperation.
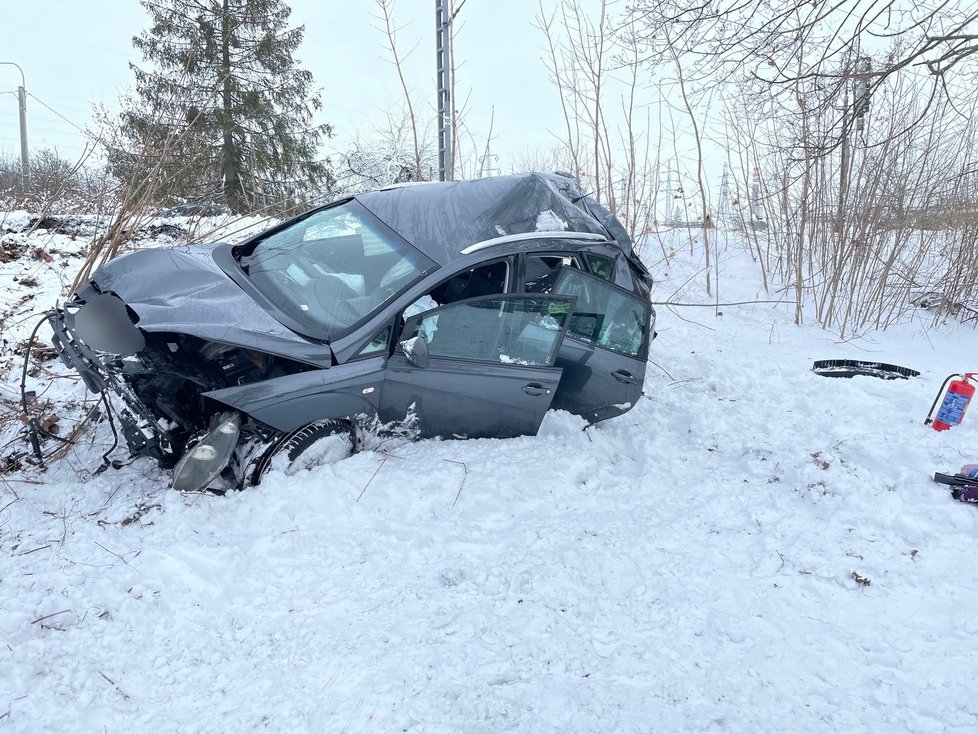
[751,166,763,224]
[718,163,730,224]
[0,61,29,196]
[435,0,453,181]
[853,56,872,133]
[838,59,851,227]
[665,163,673,225]
[837,41,864,233]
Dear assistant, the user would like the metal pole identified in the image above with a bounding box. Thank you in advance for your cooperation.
[838,56,851,233]
[0,62,28,196]
[17,86,29,192]
[435,0,452,181]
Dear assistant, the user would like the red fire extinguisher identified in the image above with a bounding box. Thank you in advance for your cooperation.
[925,373,978,431]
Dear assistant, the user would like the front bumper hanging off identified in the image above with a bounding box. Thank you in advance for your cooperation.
[46,297,175,464]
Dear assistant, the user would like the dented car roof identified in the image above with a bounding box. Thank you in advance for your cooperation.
[352,172,631,265]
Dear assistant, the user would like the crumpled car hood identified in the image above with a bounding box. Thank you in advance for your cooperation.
[89,243,332,366]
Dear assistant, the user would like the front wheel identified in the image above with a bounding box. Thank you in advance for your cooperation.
[246,419,356,486]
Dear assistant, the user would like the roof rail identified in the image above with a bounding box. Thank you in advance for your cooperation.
[377,181,432,191]
[460,230,608,255]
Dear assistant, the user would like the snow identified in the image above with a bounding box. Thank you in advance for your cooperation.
[0,211,39,233]
[3,225,978,731]
[535,209,568,232]
[400,335,423,362]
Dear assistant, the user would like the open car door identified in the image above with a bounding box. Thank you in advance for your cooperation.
[550,268,653,423]
[380,294,576,439]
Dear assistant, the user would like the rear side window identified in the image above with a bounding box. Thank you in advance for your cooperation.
[583,253,614,280]
[553,269,650,358]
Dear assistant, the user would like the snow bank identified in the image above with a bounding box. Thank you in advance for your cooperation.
[2,227,978,732]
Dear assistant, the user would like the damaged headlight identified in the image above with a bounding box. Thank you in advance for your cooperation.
[171,412,241,492]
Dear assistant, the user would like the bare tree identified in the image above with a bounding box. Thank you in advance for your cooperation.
[336,110,437,194]
[623,0,978,333]
[629,1,978,87]
[373,0,425,181]
[534,0,661,250]
[722,47,978,336]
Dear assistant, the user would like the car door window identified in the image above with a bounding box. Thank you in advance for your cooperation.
[523,254,580,293]
[402,295,574,367]
[553,269,650,358]
[431,259,509,303]
[404,259,511,321]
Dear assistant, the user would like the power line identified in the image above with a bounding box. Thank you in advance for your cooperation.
[0,89,104,165]
[1,21,137,61]
[27,93,93,136]
[0,114,87,137]
[0,86,95,115]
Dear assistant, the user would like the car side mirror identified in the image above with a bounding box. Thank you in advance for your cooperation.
[399,336,429,368]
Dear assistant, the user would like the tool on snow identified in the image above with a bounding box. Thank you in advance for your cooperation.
[951,487,978,504]
[933,468,978,504]
[925,373,977,431]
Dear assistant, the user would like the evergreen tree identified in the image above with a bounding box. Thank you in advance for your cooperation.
[119,0,332,213]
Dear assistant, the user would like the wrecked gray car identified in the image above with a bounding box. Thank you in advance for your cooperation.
[40,173,655,491]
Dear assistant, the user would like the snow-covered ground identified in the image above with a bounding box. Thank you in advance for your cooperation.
[2,221,978,732]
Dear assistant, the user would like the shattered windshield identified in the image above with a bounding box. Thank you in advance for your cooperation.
[239,201,434,339]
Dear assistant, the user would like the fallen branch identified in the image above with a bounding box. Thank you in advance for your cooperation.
[357,456,388,503]
[98,671,131,702]
[646,358,675,381]
[444,459,468,506]
[94,540,139,566]
[31,609,71,625]
[654,299,787,308]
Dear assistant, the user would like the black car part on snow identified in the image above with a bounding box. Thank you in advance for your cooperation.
[811,359,919,380]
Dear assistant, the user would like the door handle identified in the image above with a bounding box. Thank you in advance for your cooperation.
[522,382,551,396]
[612,369,638,384]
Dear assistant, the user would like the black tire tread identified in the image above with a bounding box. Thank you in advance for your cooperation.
[249,419,354,485]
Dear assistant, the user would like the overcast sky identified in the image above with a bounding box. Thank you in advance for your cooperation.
[0,0,581,170]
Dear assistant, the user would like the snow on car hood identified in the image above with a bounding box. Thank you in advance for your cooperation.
[89,243,332,366]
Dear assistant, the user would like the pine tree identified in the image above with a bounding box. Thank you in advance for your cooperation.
[119,0,333,213]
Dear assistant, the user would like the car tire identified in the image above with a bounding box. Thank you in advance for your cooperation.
[248,419,355,485]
